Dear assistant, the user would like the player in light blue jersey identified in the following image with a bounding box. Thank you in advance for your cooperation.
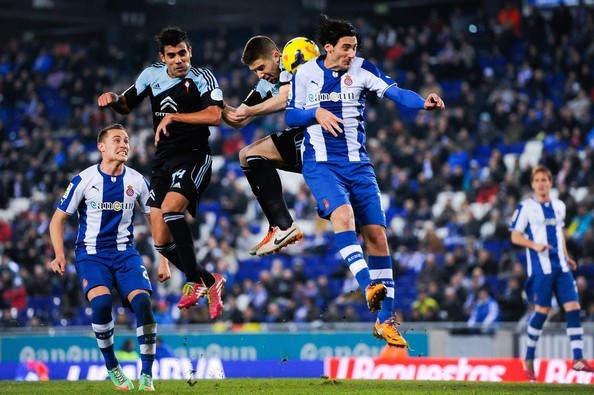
[286,15,444,348]
[223,36,310,256]
[49,124,158,391]
[510,165,593,381]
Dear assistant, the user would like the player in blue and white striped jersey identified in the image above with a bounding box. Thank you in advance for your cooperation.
[285,15,444,348]
[98,27,225,318]
[510,165,593,380]
[49,124,157,391]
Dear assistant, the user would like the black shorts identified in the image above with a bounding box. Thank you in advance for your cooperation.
[270,127,304,173]
[147,151,212,217]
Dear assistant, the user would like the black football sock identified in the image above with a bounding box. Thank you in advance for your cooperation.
[154,242,183,272]
[242,164,276,227]
[162,212,215,287]
[246,156,294,230]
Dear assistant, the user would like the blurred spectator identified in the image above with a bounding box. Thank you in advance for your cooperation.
[411,290,440,321]
[115,339,140,362]
[467,288,500,334]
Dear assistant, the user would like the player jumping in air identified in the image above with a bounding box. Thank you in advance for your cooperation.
[223,36,319,256]
[285,15,444,347]
[510,165,593,381]
[98,27,225,318]
[49,124,158,391]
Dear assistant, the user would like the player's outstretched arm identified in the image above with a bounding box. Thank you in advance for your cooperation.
[97,92,132,115]
[510,230,549,252]
[561,231,577,270]
[49,210,69,276]
[244,84,290,118]
[144,212,172,282]
[155,105,222,146]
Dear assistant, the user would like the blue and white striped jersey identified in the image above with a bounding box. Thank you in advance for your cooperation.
[287,56,396,163]
[57,165,151,254]
[509,198,568,275]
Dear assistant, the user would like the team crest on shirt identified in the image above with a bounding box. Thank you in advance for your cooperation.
[126,185,135,197]
[344,75,353,86]
[184,80,191,93]
[82,279,88,289]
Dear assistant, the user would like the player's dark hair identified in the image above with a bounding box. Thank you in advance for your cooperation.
[241,36,279,65]
[531,165,553,183]
[97,123,126,143]
[155,27,191,54]
[316,14,360,48]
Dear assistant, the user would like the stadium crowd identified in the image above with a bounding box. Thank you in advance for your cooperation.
[1,2,594,331]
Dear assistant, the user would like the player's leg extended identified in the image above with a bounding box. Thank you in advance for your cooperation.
[161,192,214,306]
[330,204,386,311]
[128,289,157,391]
[241,134,303,256]
[361,225,406,348]
[557,272,594,372]
[88,286,134,391]
[150,206,184,273]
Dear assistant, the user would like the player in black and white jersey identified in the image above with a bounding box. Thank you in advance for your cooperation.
[98,27,225,319]
[223,36,317,256]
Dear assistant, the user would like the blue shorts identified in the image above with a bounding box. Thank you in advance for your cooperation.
[74,248,152,306]
[524,269,578,307]
[302,161,386,226]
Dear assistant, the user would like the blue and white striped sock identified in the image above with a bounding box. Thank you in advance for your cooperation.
[566,309,584,360]
[131,293,157,376]
[335,231,371,291]
[368,255,394,323]
[526,311,547,360]
[91,294,117,370]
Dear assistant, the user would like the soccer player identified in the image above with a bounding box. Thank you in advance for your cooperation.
[49,124,157,391]
[98,27,225,318]
[223,36,311,256]
[285,15,444,347]
[510,165,593,381]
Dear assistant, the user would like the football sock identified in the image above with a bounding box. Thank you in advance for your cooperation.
[335,231,371,290]
[90,294,118,370]
[162,212,215,287]
[526,311,547,360]
[368,255,394,323]
[131,293,157,376]
[565,309,584,360]
[242,164,275,226]
[246,156,293,230]
[155,242,184,272]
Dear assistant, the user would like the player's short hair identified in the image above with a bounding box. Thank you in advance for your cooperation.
[241,36,278,65]
[531,165,553,182]
[97,123,126,143]
[316,14,360,48]
[155,27,191,54]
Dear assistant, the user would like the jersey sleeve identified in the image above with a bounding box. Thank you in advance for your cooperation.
[137,176,151,215]
[509,204,528,233]
[123,67,153,110]
[360,59,397,97]
[243,80,273,106]
[279,70,293,85]
[56,175,85,215]
[190,67,224,108]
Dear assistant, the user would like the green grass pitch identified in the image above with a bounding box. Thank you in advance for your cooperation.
[2,379,592,394]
